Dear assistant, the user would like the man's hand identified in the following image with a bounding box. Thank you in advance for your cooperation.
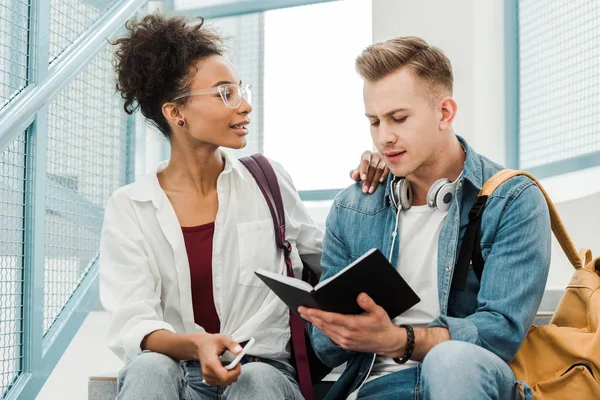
[191,333,242,386]
[350,151,390,194]
[299,293,406,358]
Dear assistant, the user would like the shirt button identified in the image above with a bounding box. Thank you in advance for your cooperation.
[446,265,451,272]
[214,252,220,258]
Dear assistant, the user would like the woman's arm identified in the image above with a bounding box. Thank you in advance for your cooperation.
[143,330,243,385]
[100,190,242,385]
[99,190,178,362]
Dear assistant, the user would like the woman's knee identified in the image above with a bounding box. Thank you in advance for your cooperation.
[120,351,182,384]
[227,362,299,399]
[237,362,282,387]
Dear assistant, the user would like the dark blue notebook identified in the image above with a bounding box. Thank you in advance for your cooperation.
[255,248,420,318]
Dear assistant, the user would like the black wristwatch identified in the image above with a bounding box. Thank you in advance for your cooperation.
[393,324,415,364]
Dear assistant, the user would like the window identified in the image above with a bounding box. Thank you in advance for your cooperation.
[263,1,373,191]
[516,0,600,178]
[178,0,373,196]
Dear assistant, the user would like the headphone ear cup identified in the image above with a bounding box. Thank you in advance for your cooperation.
[391,178,413,210]
[399,179,413,210]
[427,178,451,209]
[435,183,456,212]
[390,178,401,210]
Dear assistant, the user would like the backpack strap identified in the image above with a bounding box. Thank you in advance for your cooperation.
[238,154,314,400]
[452,196,486,290]
[239,154,290,260]
[452,169,582,290]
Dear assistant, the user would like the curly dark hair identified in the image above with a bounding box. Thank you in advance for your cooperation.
[112,13,225,137]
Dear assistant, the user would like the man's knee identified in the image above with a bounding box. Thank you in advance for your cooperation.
[421,340,517,399]
[422,340,486,377]
[422,340,513,380]
[120,351,181,385]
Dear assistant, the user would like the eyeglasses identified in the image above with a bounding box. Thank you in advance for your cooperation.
[172,83,252,109]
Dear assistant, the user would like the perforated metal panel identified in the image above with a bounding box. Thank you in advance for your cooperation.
[0,0,30,109]
[0,133,26,398]
[49,0,114,62]
[44,46,128,333]
[519,0,600,169]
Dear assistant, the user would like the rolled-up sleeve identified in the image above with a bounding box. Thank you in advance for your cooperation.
[99,191,175,362]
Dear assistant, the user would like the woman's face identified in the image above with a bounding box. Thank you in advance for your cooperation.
[172,55,252,150]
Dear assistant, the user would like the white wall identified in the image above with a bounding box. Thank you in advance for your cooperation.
[372,0,506,165]
[372,0,600,293]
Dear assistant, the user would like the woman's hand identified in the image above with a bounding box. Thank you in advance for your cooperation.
[191,333,243,386]
[350,151,390,193]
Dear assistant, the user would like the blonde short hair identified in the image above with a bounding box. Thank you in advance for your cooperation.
[356,36,453,101]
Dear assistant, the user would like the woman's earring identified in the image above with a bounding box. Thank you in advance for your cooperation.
[177,120,185,127]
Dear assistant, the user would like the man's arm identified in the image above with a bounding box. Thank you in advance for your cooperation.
[405,327,450,362]
[428,182,551,362]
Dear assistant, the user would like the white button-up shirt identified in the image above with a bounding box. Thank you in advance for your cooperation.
[99,152,323,363]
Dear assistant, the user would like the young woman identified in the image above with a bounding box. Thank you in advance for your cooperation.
[100,13,387,400]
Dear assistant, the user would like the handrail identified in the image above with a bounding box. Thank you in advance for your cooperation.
[171,0,337,19]
[0,0,146,151]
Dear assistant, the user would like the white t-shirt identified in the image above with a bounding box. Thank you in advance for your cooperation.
[367,204,448,381]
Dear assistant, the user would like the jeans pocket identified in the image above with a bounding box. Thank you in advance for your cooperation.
[182,361,204,388]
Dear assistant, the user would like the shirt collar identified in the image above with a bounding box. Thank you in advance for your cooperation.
[128,149,245,206]
[457,135,484,192]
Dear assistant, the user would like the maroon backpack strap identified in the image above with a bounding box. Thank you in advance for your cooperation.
[239,154,314,400]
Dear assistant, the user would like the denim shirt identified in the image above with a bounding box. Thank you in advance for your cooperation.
[310,136,551,399]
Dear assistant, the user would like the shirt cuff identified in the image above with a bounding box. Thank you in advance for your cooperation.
[121,320,177,361]
[428,315,479,344]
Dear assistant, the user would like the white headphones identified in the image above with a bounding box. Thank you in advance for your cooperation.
[387,174,461,261]
[390,175,460,213]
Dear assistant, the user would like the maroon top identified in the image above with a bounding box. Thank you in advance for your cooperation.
[182,222,220,334]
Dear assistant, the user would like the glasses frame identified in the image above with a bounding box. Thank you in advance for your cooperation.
[171,83,252,109]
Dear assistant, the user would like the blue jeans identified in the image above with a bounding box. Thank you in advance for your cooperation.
[117,352,303,400]
[357,341,529,400]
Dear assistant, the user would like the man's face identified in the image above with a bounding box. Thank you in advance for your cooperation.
[364,67,443,178]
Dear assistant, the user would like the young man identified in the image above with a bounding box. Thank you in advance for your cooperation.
[300,37,551,399]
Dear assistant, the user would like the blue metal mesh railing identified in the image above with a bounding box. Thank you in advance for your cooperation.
[0,133,27,397]
[0,0,140,397]
[0,0,30,110]
[49,0,115,62]
[44,45,128,334]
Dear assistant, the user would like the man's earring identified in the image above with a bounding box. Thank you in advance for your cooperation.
[177,120,185,127]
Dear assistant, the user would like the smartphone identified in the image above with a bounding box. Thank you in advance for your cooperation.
[223,337,255,370]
